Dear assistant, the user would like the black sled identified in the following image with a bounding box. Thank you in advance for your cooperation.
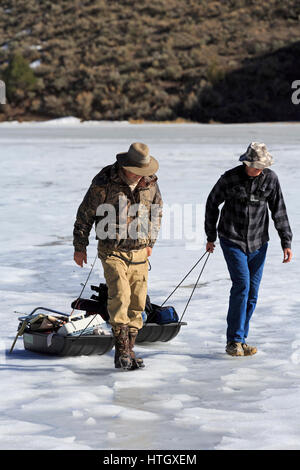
[15,284,186,357]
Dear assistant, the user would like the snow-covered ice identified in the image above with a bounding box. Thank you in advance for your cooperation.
[0,120,300,450]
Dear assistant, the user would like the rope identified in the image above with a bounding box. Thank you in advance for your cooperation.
[160,250,209,307]
[179,252,210,322]
[70,311,101,341]
[69,253,103,340]
[69,253,98,319]
[159,250,211,323]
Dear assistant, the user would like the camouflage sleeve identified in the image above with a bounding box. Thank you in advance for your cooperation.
[73,183,106,252]
[149,183,163,248]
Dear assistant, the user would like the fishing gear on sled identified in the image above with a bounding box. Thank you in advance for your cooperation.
[10,250,211,356]
[9,254,101,354]
[69,249,211,334]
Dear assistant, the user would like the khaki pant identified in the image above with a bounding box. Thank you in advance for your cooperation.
[98,246,149,330]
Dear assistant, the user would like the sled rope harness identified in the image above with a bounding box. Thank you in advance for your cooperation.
[72,250,210,338]
[160,250,211,322]
[70,250,152,341]
[10,250,211,351]
[69,253,98,318]
[67,253,101,341]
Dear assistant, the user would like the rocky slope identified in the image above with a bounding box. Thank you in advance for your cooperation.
[0,0,299,122]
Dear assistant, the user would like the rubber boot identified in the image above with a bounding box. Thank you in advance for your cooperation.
[113,325,132,370]
[128,327,145,369]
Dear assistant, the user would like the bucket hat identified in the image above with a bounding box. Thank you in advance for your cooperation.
[116,142,159,176]
[239,142,274,169]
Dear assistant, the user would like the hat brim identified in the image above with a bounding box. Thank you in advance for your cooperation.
[239,152,248,162]
[239,153,273,169]
[116,153,159,176]
[243,160,272,169]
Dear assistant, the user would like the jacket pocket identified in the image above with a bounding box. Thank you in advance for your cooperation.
[226,184,248,201]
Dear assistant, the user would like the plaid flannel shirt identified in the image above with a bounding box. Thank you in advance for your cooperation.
[205,165,292,253]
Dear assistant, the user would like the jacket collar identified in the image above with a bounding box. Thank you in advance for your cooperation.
[110,162,157,188]
[239,164,266,180]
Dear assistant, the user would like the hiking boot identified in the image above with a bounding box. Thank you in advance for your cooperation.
[113,325,132,370]
[128,327,145,369]
[242,343,257,356]
[226,341,244,356]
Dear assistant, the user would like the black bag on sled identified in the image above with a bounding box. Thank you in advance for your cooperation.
[71,283,110,322]
[145,296,179,324]
[72,285,178,325]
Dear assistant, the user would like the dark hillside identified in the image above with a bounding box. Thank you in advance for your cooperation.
[0,0,299,122]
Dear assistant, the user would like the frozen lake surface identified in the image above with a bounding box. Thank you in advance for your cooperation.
[0,119,300,450]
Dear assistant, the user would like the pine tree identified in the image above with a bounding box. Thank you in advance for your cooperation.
[4,53,37,101]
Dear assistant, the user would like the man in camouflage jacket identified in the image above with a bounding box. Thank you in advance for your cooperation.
[73,143,163,370]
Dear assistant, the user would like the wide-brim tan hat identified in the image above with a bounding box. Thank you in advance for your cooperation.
[239,142,274,169]
[116,142,159,176]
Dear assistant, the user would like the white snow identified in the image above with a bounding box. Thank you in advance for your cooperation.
[29,60,41,69]
[0,120,300,450]
[29,45,42,51]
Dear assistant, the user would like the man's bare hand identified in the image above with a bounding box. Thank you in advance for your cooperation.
[206,242,215,253]
[283,248,292,263]
[74,251,87,267]
[146,247,152,257]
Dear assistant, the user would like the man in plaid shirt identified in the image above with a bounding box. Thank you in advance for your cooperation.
[205,142,292,357]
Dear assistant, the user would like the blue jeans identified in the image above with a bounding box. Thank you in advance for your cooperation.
[220,237,268,343]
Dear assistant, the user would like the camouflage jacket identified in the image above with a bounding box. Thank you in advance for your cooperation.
[73,162,163,253]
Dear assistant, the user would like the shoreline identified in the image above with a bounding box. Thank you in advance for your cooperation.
[0,116,299,127]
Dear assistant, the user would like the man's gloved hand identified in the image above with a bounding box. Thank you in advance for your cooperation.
[74,251,87,267]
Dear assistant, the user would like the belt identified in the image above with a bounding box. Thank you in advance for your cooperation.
[107,253,148,265]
